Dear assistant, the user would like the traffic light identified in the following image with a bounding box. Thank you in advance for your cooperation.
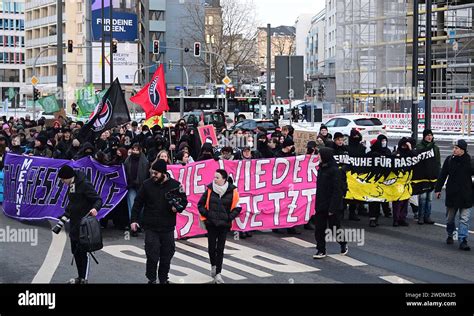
[112,40,118,54]
[193,42,201,57]
[33,87,40,101]
[67,40,73,53]
[153,40,160,55]
[230,87,236,99]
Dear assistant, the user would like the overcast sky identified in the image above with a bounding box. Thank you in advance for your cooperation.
[254,0,326,27]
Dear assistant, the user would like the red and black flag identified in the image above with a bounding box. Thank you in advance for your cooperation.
[79,78,131,141]
[130,64,169,119]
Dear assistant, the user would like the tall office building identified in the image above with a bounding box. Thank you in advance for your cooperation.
[0,0,25,107]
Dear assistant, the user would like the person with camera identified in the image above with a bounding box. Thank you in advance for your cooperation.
[130,159,188,284]
[55,165,102,284]
[198,169,242,284]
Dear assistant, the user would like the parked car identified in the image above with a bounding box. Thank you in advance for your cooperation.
[323,115,387,141]
[230,119,279,134]
[182,110,226,130]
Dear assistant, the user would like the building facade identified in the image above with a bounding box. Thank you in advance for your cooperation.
[0,0,25,107]
[256,25,296,75]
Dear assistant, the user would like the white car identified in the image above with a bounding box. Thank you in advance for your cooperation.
[323,115,387,142]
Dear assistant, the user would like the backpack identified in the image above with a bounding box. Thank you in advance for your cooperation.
[79,216,103,253]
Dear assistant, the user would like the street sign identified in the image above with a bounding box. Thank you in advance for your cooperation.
[222,76,232,86]
[275,56,304,100]
[31,76,39,86]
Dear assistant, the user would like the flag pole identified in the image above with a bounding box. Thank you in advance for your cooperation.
[165,112,174,162]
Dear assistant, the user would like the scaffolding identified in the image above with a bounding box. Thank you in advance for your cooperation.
[336,0,474,112]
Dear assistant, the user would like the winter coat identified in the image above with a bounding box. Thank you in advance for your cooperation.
[198,183,242,228]
[435,153,474,209]
[415,139,441,182]
[60,172,103,240]
[316,155,345,213]
[124,153,150,189]
[131,177,187,232]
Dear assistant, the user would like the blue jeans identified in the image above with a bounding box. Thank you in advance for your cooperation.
[446,208,471,242]
[418,191,433,220]
[127,188,138,222]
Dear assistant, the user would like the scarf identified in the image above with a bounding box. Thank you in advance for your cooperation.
[212,181,229,198]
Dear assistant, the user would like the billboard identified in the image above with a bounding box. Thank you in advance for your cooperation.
[92,42,138,84]
[92,10,138,42]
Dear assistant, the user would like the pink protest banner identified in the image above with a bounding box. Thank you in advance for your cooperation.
[169,155,319,239]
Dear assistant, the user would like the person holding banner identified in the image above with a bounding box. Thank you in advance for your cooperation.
[313,147,348,259]
[198,169,242,284]
[56,165,103,284]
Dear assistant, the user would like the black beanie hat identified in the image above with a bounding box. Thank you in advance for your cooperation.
[455,139,468,152]
[423,129,433,138]
[58,165,75,179]
[320,124,328,132]
[152,159,167,173]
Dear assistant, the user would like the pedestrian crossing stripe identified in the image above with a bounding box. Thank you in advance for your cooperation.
[379,275,413,284]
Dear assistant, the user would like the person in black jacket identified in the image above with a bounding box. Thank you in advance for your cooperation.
[347,130,368,217]
[392,137,415,227]
[130,160,188,284]
[435,140,473,251]
[57,165,102,284]
[198,169,242,283]
[313,147,348,259]
[124,144,150,234]
[367,135,392,227]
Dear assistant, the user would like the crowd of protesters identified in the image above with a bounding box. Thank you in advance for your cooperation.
[0,111,470,251]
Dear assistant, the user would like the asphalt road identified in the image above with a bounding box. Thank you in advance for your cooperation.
[1,190,473,284]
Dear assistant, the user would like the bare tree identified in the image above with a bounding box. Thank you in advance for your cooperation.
[272,35,296,56]
[182,0,260,84]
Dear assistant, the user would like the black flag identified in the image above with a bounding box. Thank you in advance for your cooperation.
[81,79,131,138]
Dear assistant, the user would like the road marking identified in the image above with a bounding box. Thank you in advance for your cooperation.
[379,275,413,284]
[188,238,320,273]
[102,245,214,284]
[282,237,315,248]
[32,223,67,284]
[175,243,251,279]
[328,254,368,267]
[434,223,474,234]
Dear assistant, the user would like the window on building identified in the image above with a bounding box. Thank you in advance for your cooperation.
[77,23,83,34]
[77,65,83,76]
[208,16,214,25]
[77,2,82,12]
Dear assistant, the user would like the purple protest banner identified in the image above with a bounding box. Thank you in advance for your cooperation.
[2,153,127,221]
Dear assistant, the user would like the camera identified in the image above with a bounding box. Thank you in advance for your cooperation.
[165,189,185,213]
[52,215,68,234]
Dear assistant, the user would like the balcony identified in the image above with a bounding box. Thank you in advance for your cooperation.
[25,54,66,66]
[25,34,66,48]
[25,15,66,29]
[25,0,56,10]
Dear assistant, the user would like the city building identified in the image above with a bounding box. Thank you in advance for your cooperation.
[295,14,313,82]
[0,0,25,107]
[256,25,296,76]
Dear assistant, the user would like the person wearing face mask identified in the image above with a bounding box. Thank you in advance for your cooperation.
[130,160,187,284]
[347,130,369,218]
[275,138,296,158]
[313,147,348,259]
[257,133,274,158]
[366,134,393,227]
[55,128,73,159]
[124,144,150,235]
[198,169,242,283]
[66,139,81,160]
[391,137,415,227]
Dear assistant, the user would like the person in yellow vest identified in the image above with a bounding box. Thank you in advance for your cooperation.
[198,169,242,284]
